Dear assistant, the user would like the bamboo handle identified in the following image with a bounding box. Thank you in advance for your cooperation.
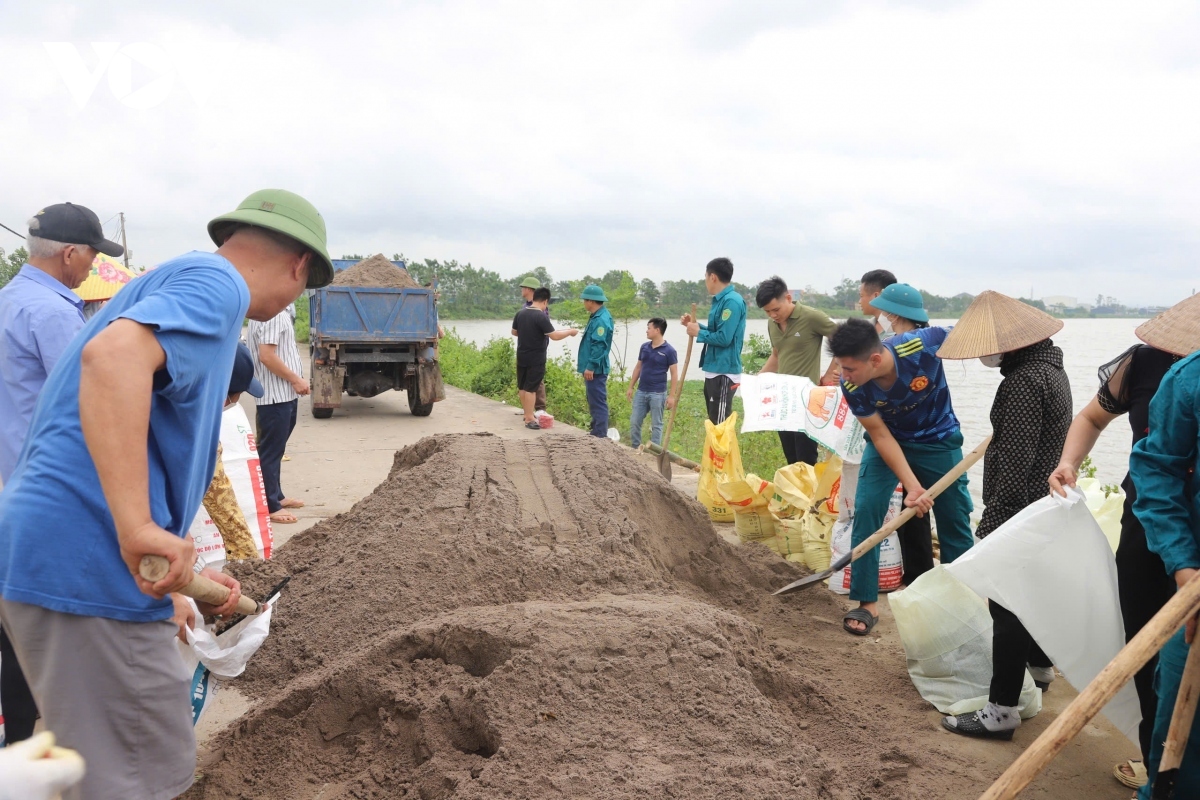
[1153,627,1200,795]
[140,555,263,616]
[980,573,1200,800]
[846,434,991,563]
[661,302,698,455]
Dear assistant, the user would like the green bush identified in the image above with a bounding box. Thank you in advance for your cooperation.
[293,296,310,343]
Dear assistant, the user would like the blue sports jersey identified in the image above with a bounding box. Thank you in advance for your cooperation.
[840,326,960,443]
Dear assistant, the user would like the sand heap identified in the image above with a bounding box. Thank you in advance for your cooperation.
[186,434,930,800]
[332,254,422,289]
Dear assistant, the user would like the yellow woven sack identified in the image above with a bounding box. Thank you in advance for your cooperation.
[697,413,745,523]
[717,473,777,545]
[800,512,835,571]
[771,462,818,519]
[774,515,805,558]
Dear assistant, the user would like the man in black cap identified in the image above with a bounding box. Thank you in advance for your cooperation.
[0,202,124,746]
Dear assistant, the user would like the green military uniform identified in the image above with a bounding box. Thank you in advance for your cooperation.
[578,285,614,437]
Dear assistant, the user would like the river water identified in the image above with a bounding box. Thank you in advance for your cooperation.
[444,316,1146,488]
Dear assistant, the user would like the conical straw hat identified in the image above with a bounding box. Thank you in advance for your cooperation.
[937,290,1064,360]
[1135,293,1200,357]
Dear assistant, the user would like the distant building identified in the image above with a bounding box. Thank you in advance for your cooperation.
[1041,295,1078,312]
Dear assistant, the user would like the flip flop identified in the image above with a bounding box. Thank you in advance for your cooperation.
[280,498,306,509]
[270,510,299,524]
[1113,760,1147,789]
[524,421,541,430]
[843,608,879,636]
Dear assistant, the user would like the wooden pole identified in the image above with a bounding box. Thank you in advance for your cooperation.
[119,212,131,271]
[980,573,1200,800]
[1152,632,1200,797]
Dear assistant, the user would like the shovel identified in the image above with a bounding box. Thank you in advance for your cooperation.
[772,434,991,596]
[657,303,697,480]
[139,555,269,616]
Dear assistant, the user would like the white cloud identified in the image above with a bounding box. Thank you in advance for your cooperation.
[1,0,1198,304]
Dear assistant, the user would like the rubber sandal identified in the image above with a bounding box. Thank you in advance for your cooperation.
[1113,760,1147,789]
[270,511,299,524]
[525,421,541,430]
[941,711,1016,741]
[281,498,305,509]
[842,608,879,636]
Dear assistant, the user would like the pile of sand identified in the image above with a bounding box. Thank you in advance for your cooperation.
[186,435,937,799]
[332,254,422,289]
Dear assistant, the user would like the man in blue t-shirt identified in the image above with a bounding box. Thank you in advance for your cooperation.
[626,318,679,448]
[830,317,974,636]
[0,190,334,799]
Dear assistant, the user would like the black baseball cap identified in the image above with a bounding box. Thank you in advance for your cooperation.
[228,343,264,398]
[29,203,124,257]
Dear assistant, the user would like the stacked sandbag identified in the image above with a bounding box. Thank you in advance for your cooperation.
[768,457,842,570]
[717,474,779,551]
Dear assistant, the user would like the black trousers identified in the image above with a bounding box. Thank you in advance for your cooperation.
[778,431,818,466]
[0,625,38,742]
[704,376,737,425]
[898,490,934,586]
[1116,479,1177,762]
[256,399,298,514]
[989,600,1054,707]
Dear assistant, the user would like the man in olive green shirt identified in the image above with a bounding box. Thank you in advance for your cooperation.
[756,275,839,465]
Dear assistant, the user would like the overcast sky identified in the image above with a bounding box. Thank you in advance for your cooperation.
[1,1,1197,305]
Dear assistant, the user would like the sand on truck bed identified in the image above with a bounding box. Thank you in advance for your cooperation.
[332,253,422,289]
[185,433,988,800]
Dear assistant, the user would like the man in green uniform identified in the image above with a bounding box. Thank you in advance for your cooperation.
[577,284,614,437]
[756,275,839,465]
[683,257,746,424]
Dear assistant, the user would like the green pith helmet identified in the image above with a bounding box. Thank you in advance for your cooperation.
[207,189,334,289]
[580,284,608,303]
[519,276,541,290]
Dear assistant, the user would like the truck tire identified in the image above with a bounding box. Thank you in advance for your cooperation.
[312,407,334,419]
[407,377,434,417]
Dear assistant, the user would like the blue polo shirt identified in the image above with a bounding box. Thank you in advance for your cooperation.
[636,340,678,393]
[841,326,960,443]
[0,265,86,482]
[0,252,250,622]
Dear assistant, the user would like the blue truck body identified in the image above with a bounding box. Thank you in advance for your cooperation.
[307,260,442,418]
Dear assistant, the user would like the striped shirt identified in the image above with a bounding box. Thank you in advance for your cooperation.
[246,306,304,405]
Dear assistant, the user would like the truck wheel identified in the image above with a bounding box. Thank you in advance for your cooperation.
[312,407,334,419]
[407,378,434,417]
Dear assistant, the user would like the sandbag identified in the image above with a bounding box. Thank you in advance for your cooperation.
[799,513,834,571]
[697,413,745,523]
[188,404,274,567]
[890,566,1041,718]
[717,474,777,545]
[828,485,904,595]
[946,488,1140,744]
[177,598,274,727]
[774,516,806,559]
[737,374,867,463]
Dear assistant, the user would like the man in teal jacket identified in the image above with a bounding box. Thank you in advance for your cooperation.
[683,257,746,424]
[577,284,614,437]
[1130,352,1200,799]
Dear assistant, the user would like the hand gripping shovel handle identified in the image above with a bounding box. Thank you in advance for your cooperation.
[773,434,992,596]
[1153,635,1200,798]
[658,302,697,478]
[139,555,265,616]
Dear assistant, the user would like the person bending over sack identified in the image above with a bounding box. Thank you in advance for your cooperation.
[830,316,975,636]
[936,291,1072,740]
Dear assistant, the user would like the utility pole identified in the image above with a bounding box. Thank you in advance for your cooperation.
[119,212,131,271]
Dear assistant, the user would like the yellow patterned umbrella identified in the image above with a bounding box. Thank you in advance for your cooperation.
[74,253,136,301]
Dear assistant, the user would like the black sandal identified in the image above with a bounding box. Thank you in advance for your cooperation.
[843,608,879,636]
[525,421,541,430]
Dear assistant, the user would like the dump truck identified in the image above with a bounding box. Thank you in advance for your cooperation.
[308,259,443,419]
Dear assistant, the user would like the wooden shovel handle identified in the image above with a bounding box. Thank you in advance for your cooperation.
[139,555,263,616]
[980,572,1200,800]
[847,434,991,563]
[660,302,697,455]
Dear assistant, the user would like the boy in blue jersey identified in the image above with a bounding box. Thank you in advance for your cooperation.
[0,190,334,799]
[830,317,975,636]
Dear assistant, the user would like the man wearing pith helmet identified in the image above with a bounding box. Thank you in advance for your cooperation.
[578,283,615,437]
[0,189,333,799]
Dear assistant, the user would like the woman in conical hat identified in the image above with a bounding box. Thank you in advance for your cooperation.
[1048,292,1200,789]
[937,291,1073,741]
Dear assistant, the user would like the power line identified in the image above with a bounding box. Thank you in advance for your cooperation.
[0,221,26,241]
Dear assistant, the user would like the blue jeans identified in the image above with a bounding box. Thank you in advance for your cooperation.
[849,431,975,603]
[630,390,667,448]
[256,399,298,513]
[1139,629,1200,799]
[585,373,608,437]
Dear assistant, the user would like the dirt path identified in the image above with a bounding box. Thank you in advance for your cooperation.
[198,385,1138,799]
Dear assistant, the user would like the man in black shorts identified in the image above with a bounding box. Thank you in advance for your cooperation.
[512,287,577,429]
